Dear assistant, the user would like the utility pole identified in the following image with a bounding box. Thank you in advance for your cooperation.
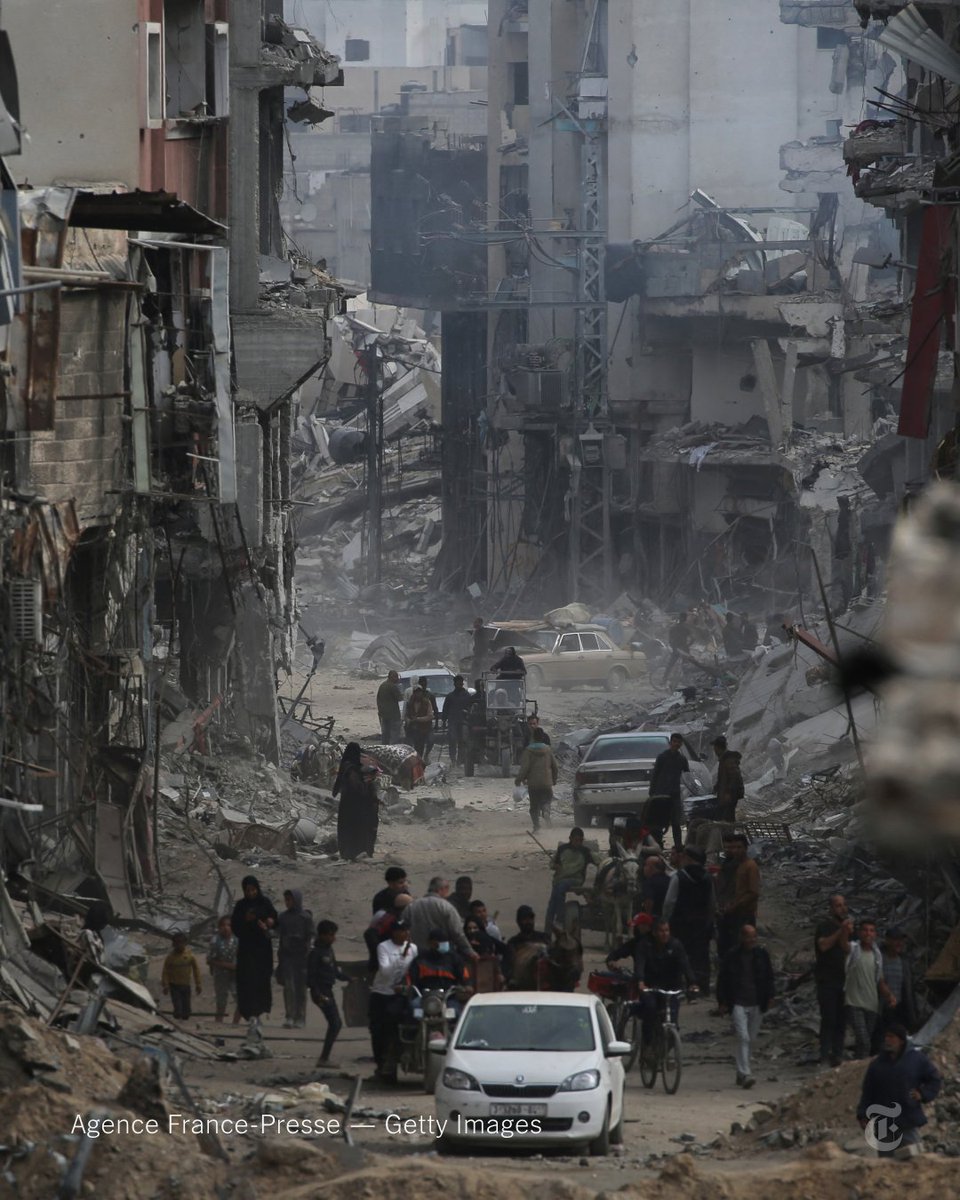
[567,0,612,602]
[363,345,383,586]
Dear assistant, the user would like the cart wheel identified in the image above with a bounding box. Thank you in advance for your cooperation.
[500,747,512,777]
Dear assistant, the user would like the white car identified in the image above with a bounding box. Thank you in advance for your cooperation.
[397,668,472,718]
[433,991,629,1155]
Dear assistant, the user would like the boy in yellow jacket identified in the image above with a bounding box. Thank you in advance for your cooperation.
[161,931,202,1019]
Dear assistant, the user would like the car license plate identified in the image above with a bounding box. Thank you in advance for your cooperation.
[489,1103,547,1117]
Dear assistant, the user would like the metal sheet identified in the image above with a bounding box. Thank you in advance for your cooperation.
[94,801,136,920]
[69,190,227,236]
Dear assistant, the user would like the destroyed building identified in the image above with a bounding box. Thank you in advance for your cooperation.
[0,2,342,912]
[358,0,924,608]
[280,0,488,286]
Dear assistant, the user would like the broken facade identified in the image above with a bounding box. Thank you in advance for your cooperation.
[360,0,921,609]
[0,2,342,912]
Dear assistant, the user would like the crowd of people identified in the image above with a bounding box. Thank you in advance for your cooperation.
[151,829,941,1157]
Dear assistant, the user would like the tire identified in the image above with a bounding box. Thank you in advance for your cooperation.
[639,1028,659,1089]
[588,1101,611,1156]
[661,1025,682,1094]
[573,803,591,828]
[526,665,544,689]
[424,1046,442,1094]
[605,666,629,693]
[609,1098,624,1146]
[616,1011,640,1073]
[500,747,512,778]
[437,1136,460,1156]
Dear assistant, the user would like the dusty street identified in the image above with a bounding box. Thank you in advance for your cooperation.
[168,644,815,1189]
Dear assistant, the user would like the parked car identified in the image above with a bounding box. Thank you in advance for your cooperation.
[522,630,646,692]
[397,669,472,718]
[432,991,629,1155]
[572,730,712,828]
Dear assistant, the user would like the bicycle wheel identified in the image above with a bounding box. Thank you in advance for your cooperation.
[617,1011,640,1073]
[661,1024,682,1094]
[639,1026,659,1088]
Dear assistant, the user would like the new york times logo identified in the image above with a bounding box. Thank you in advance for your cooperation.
[864,1102,903,1152]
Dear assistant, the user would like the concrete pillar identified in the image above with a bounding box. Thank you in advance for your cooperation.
[230,0,262,312]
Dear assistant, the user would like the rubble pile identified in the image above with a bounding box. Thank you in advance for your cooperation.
[725,1002,960,1158]
[609,1151,960,1200]
[0,1004,231,1200]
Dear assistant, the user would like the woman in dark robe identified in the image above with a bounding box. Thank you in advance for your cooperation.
[230,875,278,1029]
[333,742,380,859]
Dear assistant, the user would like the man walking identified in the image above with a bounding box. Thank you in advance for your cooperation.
[444,675,473,767]
[716,833,760,958]
[815,893,853,1066]
[403,683,435,761]
[376,671,404,743]
[663,845,715,992]
[717,924,774,1089]
[875,926,919,1048]
[845,919,895,1059]
[711,736,744,823]
[662,612,694,685]
[515,729,559,831]
[857,1024,941,1158]
[648,733,689,850]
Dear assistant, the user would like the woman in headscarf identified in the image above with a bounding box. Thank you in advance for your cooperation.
[333,742,380,860]
[230,876,278,1033]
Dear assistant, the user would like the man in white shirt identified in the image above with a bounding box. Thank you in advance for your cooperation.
[845,919,895,1059]
[369,923,418,1082]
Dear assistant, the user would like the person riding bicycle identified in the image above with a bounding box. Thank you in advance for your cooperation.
[545,827,600,930]
[612,917,698,1060]
[605,911,655,976]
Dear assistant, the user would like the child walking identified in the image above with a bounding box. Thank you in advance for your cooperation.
[207,915,239,1023]
[161,931,202,1019]
[307,920,349,1065]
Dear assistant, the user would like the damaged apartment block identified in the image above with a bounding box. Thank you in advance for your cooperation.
[0,3,342,917]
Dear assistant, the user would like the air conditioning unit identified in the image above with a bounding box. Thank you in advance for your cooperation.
[9,578,42,645]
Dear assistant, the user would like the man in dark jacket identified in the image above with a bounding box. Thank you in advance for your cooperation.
[444,676,474,766]
[492,647,526,678]
[711,736,745,823]
[717,924,775,1089]
[814,893,853,1066]
[857,1023,941,1157]
[610,917,697,1050]
[407,929,471,1015]
[663,845,715,991]
[376,671,404,743]
[372,866,410,915]
[307,919,349,1065]
[648,733,689,850]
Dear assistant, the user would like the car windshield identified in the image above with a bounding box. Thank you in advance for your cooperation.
[584,736,670,763]
[455,1004,595,1052]
[429,677,455,696]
